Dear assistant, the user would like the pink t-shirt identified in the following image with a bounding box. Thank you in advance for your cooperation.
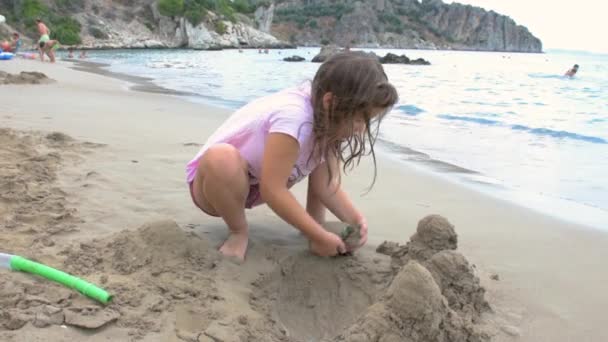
[186,82,322,188]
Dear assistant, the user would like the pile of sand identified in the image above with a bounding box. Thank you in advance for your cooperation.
[0,71,55,85]
[249,215,492,342]
[333,215,491,342]
[1,220,223,339]
[59,220,222,338]
[0,128,94,254]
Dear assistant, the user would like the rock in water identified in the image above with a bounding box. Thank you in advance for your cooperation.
[410,57,431,65]
[283,55,305,62]
[311,45,343,63]
[379,53,431,65]
[380,53,411,64]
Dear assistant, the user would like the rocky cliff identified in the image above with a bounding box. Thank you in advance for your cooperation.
[0,0,542,52]
[271,0,542,52]
[0,0,286,49]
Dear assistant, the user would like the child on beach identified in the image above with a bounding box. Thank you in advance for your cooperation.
[186,52,398,261]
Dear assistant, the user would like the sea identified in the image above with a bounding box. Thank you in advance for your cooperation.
[75,47,608,230]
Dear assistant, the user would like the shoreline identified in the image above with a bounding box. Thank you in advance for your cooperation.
[67,56,608,231]
[2,59,608,341]
[51,45,544,54]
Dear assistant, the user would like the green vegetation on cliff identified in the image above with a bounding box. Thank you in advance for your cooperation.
[1,0,82,44]
[274,3,353,29]
[157,0,259,25]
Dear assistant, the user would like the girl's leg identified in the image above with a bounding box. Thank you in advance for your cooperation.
[192,144,250,260]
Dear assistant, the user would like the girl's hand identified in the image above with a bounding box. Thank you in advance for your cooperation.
[354,215,368,249]
[310,230,347,257]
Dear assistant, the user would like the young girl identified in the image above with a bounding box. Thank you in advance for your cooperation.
[186,52,398,261]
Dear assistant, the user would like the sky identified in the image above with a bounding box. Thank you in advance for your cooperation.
[446,0,608,53]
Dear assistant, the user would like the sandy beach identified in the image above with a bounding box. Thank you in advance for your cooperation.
[1,59,608,342]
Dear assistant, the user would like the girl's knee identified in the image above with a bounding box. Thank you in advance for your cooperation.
[200,144,247,179]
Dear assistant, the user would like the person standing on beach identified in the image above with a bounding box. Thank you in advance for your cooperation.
[39,39,59,63]
[565,64,579,77]
[36,18,50,62]
[186,52,399,261]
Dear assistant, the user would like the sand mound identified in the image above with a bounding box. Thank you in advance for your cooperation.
[63,220,217,276]
[58,220,222,337]
[427,250,491,323]
[251,252,387,341]
[0,71,55,85]
[251,215,491,341]
[0,128,97,253]
[334,261,449,342]
[1,220,221,338]
[378,215,490,322]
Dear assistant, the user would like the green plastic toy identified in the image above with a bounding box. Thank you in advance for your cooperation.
[0,252,112,304]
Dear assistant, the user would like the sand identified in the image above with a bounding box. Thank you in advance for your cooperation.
[1,58,608,341]
[0,71,54,85]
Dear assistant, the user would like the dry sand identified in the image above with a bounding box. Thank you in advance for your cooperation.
[1,59,608,341]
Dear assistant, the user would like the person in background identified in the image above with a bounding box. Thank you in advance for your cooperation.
[79,50,88,59]
[68,47,74,58]
[36,18,51,62]
[39,39,59,63]
[10,33,21,52]
[565,64,579,77]
[1,32,21,53]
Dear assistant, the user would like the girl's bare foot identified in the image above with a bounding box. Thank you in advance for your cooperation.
[219,232,249,261]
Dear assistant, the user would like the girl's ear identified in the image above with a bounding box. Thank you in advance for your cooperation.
[322,92,333,112]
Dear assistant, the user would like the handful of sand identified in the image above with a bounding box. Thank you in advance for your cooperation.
[321,222,363,253]
[340,224,362,250]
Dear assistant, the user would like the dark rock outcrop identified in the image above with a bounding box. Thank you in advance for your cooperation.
[283,55,305,62]
[380,53,431,65]
[311,49,431,65]
[311,45,342,62]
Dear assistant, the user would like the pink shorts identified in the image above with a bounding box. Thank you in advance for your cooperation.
[188,180,261,216]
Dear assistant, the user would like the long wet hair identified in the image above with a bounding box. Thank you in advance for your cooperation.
[309,52,399,189]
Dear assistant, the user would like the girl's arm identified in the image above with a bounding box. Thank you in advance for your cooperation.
[308,155,368,248]
[260,133,346,256]
[309,155,361,223]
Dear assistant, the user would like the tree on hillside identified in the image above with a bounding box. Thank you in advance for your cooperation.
[158,0,184,17]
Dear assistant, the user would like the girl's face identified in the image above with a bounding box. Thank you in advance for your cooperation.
[337,107,384,140]
[322,92,384,139]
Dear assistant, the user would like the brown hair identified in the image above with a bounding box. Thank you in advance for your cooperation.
[310,51,399,188]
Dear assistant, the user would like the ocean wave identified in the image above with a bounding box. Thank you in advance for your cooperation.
[146,61,195,69]
[396,104,425,116]
[528,73,568,80]
[510,125,607,144]
[438,115,607,144]
[438,114,501,126]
